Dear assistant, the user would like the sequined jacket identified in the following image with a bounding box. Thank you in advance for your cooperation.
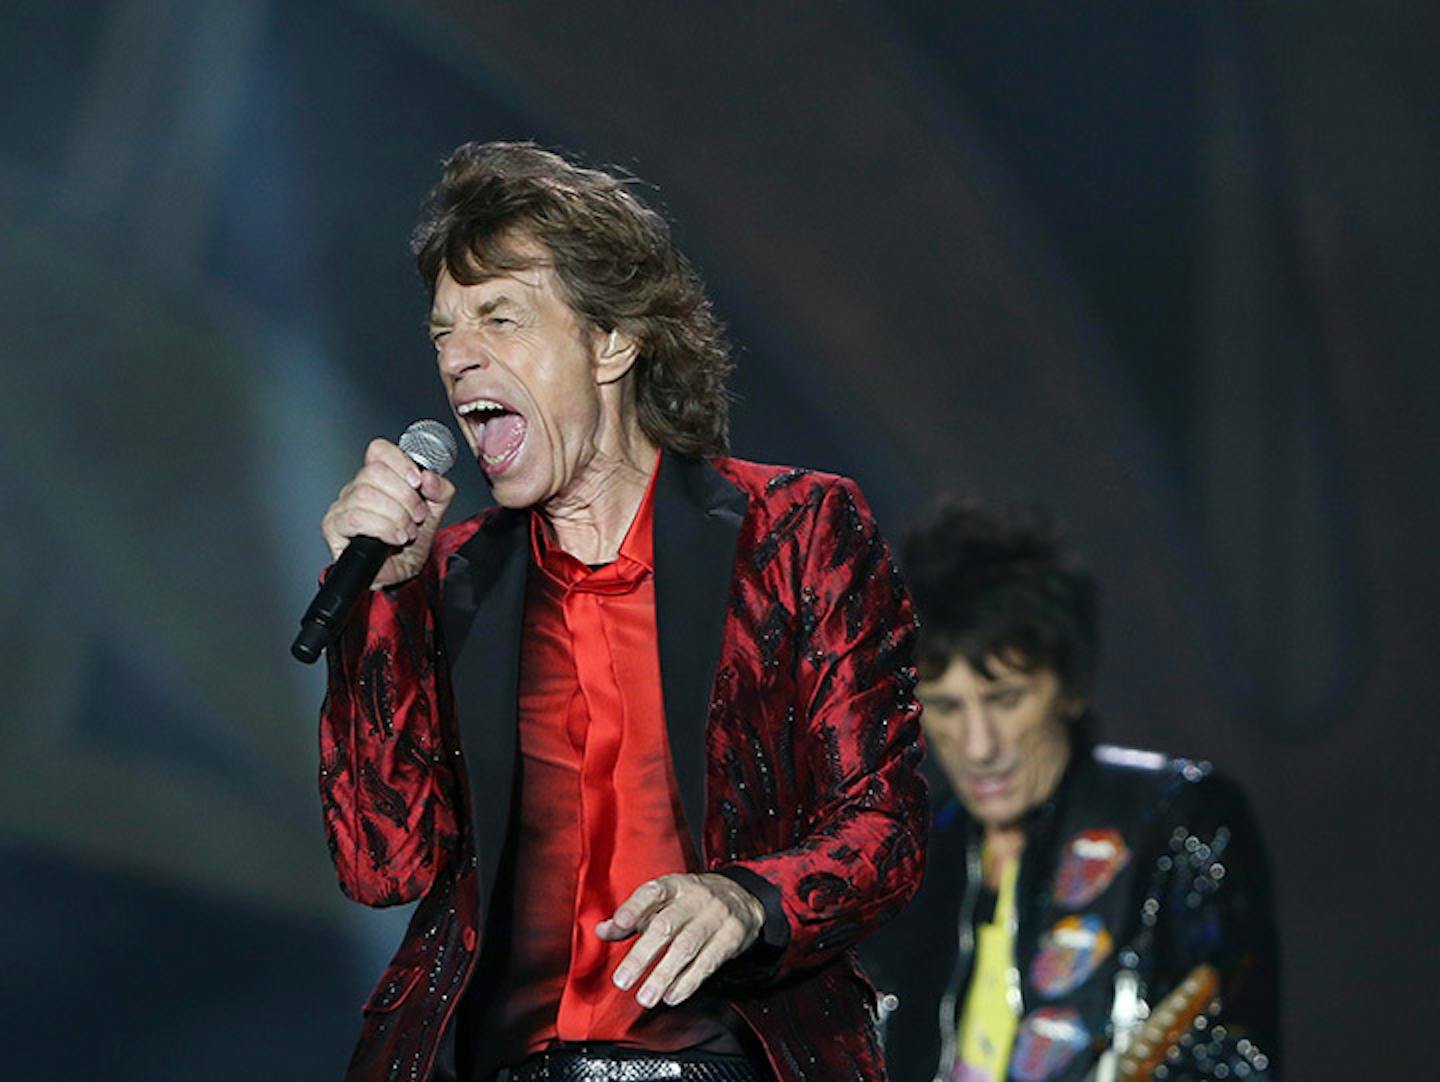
[862,744,1280,1082]
[317,453,928,1082]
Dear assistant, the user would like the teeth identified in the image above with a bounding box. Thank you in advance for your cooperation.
[457,398,506,417]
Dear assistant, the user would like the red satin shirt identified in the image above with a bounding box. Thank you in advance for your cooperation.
[482,464,731,1063]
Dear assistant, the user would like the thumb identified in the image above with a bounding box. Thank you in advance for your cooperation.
[418,472,456,523]
[594,918,636,941]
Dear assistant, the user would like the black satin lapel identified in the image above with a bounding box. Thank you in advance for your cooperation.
[653,454,749,856]
[441,509,529,908]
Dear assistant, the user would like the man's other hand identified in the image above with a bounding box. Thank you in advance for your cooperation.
[597,872,765,1008]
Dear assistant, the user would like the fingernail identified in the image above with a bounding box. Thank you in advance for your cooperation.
[637,986,658,1008]
[406,468,421,486]
[613,968,633,989]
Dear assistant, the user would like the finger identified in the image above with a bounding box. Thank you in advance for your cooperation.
[661,922,748,1006]
[326,505,412,552]
[342,487,421,543]
[611,904,691,993]
[602,877,673,939]
[346,480,421,523]
[353,461,429,524]
[363,437,423,486]
[635,916,719,1008]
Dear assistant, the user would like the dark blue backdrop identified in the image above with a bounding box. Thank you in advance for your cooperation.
[2,2,1434,1077]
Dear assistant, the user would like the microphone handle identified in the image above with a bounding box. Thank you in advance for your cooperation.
[290,534,391,663]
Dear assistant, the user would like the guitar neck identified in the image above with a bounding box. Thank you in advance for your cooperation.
[1114,964,1220,1081]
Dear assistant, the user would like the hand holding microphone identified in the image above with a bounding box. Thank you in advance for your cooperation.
[292,420,458,663]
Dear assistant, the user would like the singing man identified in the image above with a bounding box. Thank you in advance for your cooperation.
[313,142,927,1082]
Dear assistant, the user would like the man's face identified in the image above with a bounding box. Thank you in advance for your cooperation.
[917,655,1077,831]
[428,243,609,509]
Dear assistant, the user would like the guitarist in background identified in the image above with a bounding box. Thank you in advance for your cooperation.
[862,501,1279,1081]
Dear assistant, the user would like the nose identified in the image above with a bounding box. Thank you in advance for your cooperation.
[436,330,490,382]
[962,709,1000,766]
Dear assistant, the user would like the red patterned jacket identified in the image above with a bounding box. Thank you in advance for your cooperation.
[318,453,927,1081]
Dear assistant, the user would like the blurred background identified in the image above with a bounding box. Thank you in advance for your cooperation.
[2,1,1435,1077]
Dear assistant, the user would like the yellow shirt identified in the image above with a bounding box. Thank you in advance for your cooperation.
[954,854,1021,1081]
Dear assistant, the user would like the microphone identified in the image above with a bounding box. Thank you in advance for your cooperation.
[291,419,458,664]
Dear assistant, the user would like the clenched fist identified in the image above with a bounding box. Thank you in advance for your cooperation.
[321,438,456,587]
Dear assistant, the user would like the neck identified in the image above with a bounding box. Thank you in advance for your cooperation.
[983,823,1027,861]
[980,823,1024,890]
[542,409,659,564]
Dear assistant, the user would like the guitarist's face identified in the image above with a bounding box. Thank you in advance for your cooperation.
[917,653,1081,829]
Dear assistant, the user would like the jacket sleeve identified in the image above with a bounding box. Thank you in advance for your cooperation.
[1151,770,1282,1079]
[717,477,928,982]
[317,556,462,908]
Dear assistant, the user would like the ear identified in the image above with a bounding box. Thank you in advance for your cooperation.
[593,326,641,386]
[1061,692,1088,722]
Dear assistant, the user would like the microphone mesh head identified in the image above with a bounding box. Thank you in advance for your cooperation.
[398,419,459,475]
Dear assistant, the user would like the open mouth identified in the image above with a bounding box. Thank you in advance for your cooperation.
[456,397,528,475]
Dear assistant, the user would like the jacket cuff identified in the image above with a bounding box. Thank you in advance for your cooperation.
[710,865,789,984]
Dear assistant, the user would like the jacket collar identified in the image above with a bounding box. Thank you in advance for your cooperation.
[442,505,530,907]
[652,452,749,851]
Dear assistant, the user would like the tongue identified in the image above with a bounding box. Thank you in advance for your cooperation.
[480,412,525,460]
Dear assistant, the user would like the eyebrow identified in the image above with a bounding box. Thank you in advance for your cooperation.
[918,693,961,707]
[426,293,521,331]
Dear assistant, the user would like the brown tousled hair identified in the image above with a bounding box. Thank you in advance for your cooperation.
[903,498,1101,742]
[412,141,732,456]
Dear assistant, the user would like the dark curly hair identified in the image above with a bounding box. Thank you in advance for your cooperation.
[903,499,1100,705]
[412,141,732,456]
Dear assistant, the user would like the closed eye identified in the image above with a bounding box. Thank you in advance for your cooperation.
[985,689,1025,709]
